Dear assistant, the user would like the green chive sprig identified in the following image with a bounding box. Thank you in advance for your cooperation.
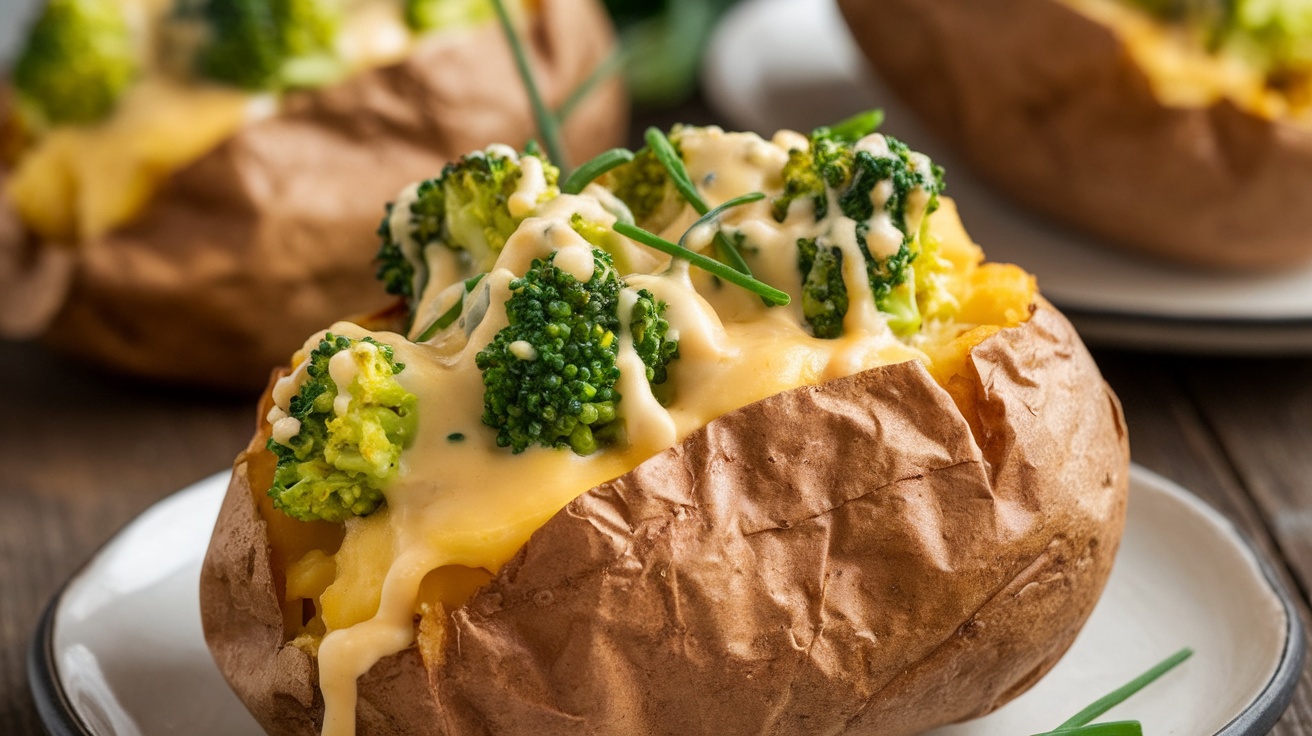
[1029,647,1194,736]
[644,127,755,278]
[491,0,570,172]
[614,221,789,306]
[678,192,765,248]
[562,148,635,195]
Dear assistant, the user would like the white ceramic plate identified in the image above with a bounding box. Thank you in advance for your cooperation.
[29,466,1304,735]
[701,0,1312,354]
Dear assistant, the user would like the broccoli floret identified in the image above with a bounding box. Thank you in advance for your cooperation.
[404,0,494,32]
[781,124,948,338]
[375,148,561,313]
[12,0,138,128]
[476,248,678,455]
[197,0,341,91]
[772,111,883,223]
[1128,0,1312,75]
[630,289,679,384]
[796,237,847,339]
[602,136,686,227]
[268,333,417,522]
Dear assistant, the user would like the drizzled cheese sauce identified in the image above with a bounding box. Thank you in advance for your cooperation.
[271,127,1006,736]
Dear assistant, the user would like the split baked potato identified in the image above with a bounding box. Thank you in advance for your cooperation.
[201,118,1130,735]
[840,0,1312,269]
[0,0,625,389]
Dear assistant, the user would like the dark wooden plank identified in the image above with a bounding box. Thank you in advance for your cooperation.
[0,339,254,734]
[1182,356,1312,603]
[1096,349,1312,735]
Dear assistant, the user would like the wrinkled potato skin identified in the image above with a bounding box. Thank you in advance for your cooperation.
[839,0,1312,270]
[201,301,1130,735]
[0,0,625,390]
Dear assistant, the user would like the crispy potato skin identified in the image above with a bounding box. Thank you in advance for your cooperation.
[0,0,626,390]
[839,0,1312,270]
[201,301,1130,734]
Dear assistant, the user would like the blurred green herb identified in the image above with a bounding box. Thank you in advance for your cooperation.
[604,0,740,106]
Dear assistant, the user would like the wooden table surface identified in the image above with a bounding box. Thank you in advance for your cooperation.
[4,116,1312,735]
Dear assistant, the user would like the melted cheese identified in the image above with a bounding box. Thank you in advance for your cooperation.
[5,0,503,243]
[268,127,1031,736]
[1063,0,1312,121]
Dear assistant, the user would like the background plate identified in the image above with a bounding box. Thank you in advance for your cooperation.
[29,466,1303,734]
[701,0,1312,353]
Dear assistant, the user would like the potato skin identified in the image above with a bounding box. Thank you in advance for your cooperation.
[201,301,1130,735]
[839,0,1312,270]
[0,0,626,390]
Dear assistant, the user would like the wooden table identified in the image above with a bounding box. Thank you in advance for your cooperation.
[4,122,1312,734]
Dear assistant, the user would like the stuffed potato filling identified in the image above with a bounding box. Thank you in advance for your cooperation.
[3,0,530,243]
[1066,0,1312,119]
[257,122,1036,736]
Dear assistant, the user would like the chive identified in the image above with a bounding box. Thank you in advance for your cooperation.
[1027,647,1194,736]
[1055,648,1193,730]
[1038,721,1144,736]
[614,221,790,305]
[416,274,486,342]
[554,47,627,124]
[491,0,570,173]
[644,127,703,215]
[678,191,765,248]
[562,148,635,195]
[820,108,885,143]
[447,432,466,443]
[644,127,759,282]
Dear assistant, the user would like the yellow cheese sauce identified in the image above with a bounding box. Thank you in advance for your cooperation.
[1063,0,1312,122]
[4,0,521,243]
[265,128,1035,736]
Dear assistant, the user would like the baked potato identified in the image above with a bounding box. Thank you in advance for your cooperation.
[201,118,1130,735]
[839,0,1312,269]
[0,0,625,390]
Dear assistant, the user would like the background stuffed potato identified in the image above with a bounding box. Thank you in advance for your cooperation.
[0,0,626,390]
[839,0,1312,270]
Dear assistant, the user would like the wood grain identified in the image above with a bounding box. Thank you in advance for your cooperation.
[0,339,253,734]
[1096,350,1312,735]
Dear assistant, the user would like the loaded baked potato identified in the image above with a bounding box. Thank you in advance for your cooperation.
[201,116,1129,735]
[0,0,625,389]
[840,0,1312,269]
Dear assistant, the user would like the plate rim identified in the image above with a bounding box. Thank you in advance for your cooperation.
[27,466,1307,735]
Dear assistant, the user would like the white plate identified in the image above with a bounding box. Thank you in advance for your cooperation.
[29,466,1304,735]
[701,0,1312,353]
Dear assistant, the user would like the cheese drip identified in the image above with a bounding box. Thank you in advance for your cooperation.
[270,127,1030,736]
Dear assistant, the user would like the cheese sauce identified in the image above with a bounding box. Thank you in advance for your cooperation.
[275,127,968,736]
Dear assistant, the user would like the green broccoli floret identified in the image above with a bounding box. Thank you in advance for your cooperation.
[602,136,685,227]
[1128,0,1312,75]
[796,237,847,339]
[476,248,677,455]
[268,333,417,522]
[375,148,561,314]
[12,0,138,128]
[780,122,947,338]
[404,0,494,32]
[197,0,341,91]
[772,111,883,223]
[630,289,679,384]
